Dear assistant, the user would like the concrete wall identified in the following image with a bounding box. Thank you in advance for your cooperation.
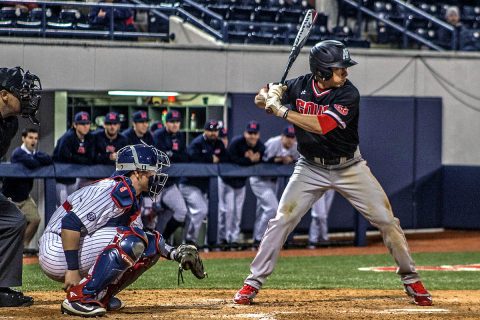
[1,37,479,165]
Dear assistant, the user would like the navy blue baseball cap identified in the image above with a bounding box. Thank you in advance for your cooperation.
[204,119,219,131]
[74,111,90,124]
[104,112,120,124]
[283,125,295,138]
[166,110,181,122]
[218,127,227,138]
[150,120,163,132]
[246,120,260,133]
[132,110,150,122]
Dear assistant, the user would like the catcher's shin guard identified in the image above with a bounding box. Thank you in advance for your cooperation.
[100,231,166,305]
[80,227,147,301]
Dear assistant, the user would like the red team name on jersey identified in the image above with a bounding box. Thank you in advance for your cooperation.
[296,99,328,115]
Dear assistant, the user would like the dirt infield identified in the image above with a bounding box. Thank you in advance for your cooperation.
[2,289,479,320]
[6,230,480,319]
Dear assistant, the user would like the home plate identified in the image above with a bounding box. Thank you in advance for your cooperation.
[379,308,449,314]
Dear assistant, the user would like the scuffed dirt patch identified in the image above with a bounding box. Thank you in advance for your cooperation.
[0,289,478,320]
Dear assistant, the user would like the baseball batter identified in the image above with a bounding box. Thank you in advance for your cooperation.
[39,144,206,317]
[233,40,432,306]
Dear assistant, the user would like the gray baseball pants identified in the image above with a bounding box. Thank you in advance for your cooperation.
[309,189,335,242]
[156,184,189,233]
[179,184,208,244]
[217,177,246,244]
[245,156,420,289]
[249,177,278,242]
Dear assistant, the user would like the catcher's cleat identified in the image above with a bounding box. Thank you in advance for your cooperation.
[106,296,124,311]
[404,281,433,306]
[233,284,258,305]
[61,299,107,317]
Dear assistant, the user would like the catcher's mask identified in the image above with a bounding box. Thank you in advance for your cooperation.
[309,40,357,81]
[0,67,42,125]
[114,144,170,201]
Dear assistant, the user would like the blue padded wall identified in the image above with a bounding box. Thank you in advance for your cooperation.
[443,166,480,229]
[414,98,443,228]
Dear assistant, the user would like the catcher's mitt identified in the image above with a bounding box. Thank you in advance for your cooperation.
[174,244,207,285]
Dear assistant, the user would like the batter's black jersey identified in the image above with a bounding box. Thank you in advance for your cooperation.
[283,74,360,159]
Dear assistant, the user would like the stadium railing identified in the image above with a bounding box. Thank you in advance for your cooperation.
[0,0,178,40]
[0,162,369,247]
[341,0,456,51]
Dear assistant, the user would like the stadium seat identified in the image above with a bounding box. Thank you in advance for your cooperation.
[206,4,230,19]
[306,25,330,46]
[148,13,169,34]
[459,28,480,51]
[253,6,278,23]
[332,25,354,39]
[227,23,255,43]
[0,6,18,27]
[59,9,81,24]
[277,8,303,24]
[229,5,255,21]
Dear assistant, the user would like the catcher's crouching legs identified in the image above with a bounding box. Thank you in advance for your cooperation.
[62,226,148,317]
[99,230,176,308]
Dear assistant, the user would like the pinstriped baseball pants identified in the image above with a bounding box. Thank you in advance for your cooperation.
[39,227,118,281]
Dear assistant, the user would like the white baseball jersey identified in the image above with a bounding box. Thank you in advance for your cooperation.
[39,177,143,280]
[262,135,300,162]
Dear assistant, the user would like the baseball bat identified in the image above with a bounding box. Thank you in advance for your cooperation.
[266,9,318,113]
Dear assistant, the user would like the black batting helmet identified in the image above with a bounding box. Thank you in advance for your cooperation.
[309,40,357,81]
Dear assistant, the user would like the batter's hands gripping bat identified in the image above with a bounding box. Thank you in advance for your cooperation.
[265,9,318,114]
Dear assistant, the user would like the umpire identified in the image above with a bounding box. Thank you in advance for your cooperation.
[0,66,42,307]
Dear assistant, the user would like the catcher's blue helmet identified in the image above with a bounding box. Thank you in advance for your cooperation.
[114,144,170,200]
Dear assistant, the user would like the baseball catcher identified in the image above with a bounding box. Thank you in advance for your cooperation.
[38,144,206,317]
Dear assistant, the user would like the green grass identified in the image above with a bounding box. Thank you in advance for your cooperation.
[22,252,480,292]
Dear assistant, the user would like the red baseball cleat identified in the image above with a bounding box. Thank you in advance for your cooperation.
[404,281,433,306]
[233,284,258,305]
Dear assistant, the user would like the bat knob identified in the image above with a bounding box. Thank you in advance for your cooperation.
[265,107,273,114]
